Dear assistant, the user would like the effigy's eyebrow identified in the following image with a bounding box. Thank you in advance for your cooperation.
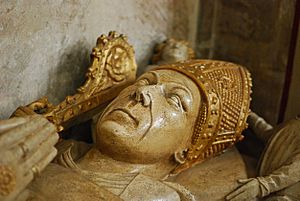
[147,71,192,98]
[167,82,192,98]
[151,71,192,97]
[148,71,159,81]
[137,71,159,84]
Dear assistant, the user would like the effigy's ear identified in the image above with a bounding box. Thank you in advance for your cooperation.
[11,31,137,132]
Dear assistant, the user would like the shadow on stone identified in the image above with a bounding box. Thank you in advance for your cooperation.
[46,39,90,104]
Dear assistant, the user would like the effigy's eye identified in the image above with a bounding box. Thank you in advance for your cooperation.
[167,94,184,112]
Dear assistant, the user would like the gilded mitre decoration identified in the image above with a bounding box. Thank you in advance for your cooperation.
[155,60,252,174]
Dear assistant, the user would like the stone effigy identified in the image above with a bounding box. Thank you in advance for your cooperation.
[0,32,252,201]
[226,113,300,201]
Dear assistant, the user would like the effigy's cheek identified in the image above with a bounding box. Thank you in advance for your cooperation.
[152,106,186,132]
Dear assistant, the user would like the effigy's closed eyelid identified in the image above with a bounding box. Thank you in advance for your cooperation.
[167,94,185,112]
[170,88,190,112]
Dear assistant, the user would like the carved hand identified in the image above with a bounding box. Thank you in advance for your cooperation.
[225,178,261,201]
[0,115,59,201]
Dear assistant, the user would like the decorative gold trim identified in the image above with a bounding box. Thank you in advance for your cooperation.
[12,32,137,132]
[154,60,252,174]
[0,165,16,196]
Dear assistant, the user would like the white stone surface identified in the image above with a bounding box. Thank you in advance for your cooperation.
[0,0,176,119]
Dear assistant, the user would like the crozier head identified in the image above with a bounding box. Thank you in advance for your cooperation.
[96,60,252,174]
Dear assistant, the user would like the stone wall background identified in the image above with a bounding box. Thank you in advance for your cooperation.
[0,0,198,119]
[285,29,300,120]
[196,0,297,125]
[0,0,298,124]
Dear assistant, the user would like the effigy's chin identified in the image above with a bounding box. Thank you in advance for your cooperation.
[97,120,132,139]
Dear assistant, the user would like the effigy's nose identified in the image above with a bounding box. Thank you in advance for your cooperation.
[134,86,151,107]
[133,85,157,107]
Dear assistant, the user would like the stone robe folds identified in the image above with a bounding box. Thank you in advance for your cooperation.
[257,117,300,200]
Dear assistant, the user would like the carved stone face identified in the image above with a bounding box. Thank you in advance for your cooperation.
[160,40,190,64]
[96,70,201,164]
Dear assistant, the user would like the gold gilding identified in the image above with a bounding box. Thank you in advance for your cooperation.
[155,60,252,174]
[12,32,137,131]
